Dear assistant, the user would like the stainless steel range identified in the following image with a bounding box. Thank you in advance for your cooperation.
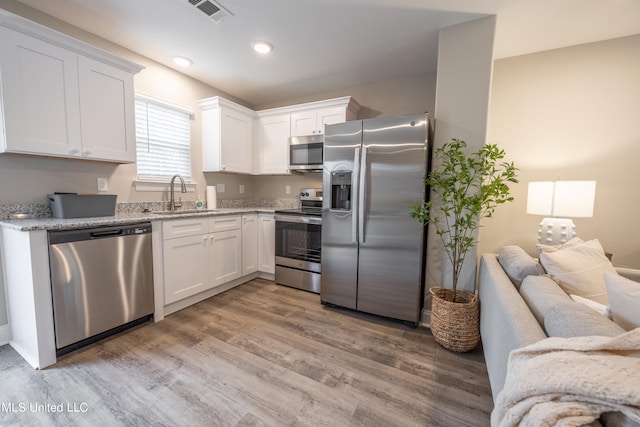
[275,188,322,293]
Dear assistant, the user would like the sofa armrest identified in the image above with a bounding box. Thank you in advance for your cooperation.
[478,254,547,401]
[615,267,640,283]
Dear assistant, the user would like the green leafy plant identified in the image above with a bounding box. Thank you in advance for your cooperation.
[411,138,518,302]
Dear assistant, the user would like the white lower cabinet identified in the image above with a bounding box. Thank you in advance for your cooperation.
[161,213,274,307]
[163,233,209,304]
[162,216,241,305]
[210,228,242,287]
[242,215,258,275]
[258,213,275,274]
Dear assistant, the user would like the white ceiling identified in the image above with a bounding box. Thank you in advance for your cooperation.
[14,0,640,106]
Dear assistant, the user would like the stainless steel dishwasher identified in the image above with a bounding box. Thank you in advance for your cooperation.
[48,222,154,356]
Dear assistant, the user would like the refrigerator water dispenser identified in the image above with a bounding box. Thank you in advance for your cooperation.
[330,171,352,210]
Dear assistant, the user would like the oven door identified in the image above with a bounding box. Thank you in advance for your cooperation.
[275,215,321,273]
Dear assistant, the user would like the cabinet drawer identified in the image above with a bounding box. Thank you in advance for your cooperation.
[162,218,209,239]
[209,215,241,232]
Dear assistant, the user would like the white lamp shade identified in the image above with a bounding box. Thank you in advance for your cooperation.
[553,181,596,218]
[526,180,596,218]
[526,181,554,215]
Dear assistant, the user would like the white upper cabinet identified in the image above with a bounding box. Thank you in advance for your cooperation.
[77,56,136,162]
[198,96,360,175]
[255,96,360,175]
[255,113,291,174]
[290,106,347,137]
[0,11,143,163]
[199,97,255,174]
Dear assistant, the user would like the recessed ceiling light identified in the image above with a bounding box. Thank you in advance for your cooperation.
[173,56,193,67]
[252,41,273,54]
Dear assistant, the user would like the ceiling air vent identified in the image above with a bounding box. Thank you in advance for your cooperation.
[185,0,233,23]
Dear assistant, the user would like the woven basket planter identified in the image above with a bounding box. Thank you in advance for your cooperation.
[429,287,480,353]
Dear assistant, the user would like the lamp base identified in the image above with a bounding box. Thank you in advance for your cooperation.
[537,217,576,245]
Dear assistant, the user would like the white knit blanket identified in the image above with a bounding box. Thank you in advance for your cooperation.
[492,329,640,427]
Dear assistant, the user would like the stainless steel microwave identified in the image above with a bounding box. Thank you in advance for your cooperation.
[289,135,323,172]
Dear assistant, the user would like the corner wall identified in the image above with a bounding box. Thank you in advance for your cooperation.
[427,16,497,294]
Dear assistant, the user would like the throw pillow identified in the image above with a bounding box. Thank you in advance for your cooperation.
[535,237,584,257]
[538,239,615,305]
[498,245,545,289]
[604,271,640,331]
[544,301,625,338]
[569,294,611,319]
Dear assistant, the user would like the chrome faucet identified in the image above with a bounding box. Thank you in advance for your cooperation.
[169,174,187,211]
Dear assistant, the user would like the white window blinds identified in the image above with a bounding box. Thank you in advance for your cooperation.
[135,97,192,180]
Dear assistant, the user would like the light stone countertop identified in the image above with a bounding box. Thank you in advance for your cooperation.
[0,208,276,231]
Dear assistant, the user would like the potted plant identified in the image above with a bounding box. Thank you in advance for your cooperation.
[411,138,518,352]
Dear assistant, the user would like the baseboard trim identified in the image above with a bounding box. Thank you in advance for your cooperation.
[420,309,431,329]
[0,323,10,346]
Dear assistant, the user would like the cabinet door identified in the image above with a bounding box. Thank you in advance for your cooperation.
[290,110,317,136]
[220,107,253,173]
[242,215,258,275]
[258,214,275,274]
[257,114,290,174]
[163,234,209,304]
[317,107,347,134]
[210,229,242,287]
[0,27,82,157]
[78,56,136,163]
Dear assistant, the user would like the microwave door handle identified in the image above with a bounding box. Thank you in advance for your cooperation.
[352,147,360,244]
[359,146,367,244]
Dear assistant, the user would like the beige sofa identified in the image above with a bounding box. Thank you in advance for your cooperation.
[478,249,640,401]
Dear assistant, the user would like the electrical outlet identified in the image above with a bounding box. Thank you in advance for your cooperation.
[285,185,291,194]
[217,183,225,193]
[239,184,245,194]
[97,177,108,192]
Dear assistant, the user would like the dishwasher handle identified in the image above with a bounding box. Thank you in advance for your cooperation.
[90,229,124,238]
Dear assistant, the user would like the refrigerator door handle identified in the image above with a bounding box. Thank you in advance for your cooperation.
[359,146,367,243]
[352,147,360,244]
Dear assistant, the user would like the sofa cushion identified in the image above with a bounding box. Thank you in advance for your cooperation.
[498,245,545,289]
[605,271,640,331]
[519,275,572,327]
[544,301,626,338]
[569,294,611,318]
[538,239,615,305]
[535,237,584,257]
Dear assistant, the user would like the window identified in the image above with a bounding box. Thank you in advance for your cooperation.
[135,96,192,180]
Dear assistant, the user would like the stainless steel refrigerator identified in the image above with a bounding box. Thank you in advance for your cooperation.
[321,114,431,324]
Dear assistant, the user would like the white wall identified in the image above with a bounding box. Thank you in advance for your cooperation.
[481,33,640,269]
[427,16,497,294]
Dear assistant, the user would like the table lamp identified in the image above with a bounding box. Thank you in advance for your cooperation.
[526,180,596,244]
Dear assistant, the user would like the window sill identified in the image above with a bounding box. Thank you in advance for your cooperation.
[134,179,198,193]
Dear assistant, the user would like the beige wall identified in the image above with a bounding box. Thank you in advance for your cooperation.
[480,33,640,269]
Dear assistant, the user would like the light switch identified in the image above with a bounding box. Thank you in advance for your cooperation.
[97,177,108,192]
[217,183,225,193]
[239,184,245,194]
[285,185,291,194]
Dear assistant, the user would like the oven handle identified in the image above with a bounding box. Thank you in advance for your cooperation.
[275,215,322,225]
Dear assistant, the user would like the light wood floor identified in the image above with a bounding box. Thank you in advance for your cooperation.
[0,279,493,426]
